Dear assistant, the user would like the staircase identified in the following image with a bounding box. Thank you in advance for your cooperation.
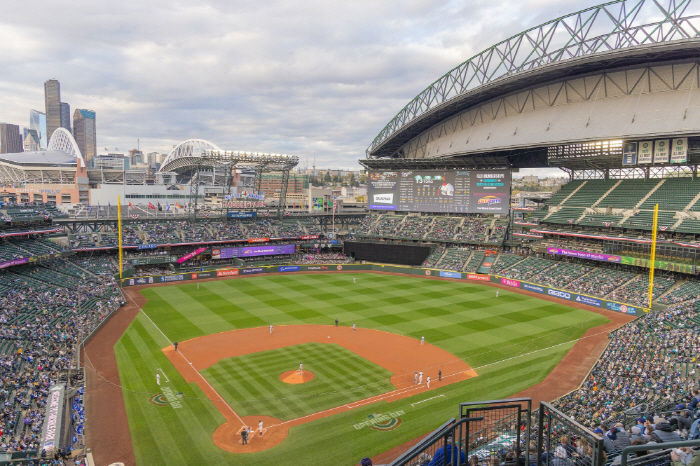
[557,181,588,207]
[592,180,622,207]
[604,274,641,298]
[634,179,665,209]
[683,190,700,212]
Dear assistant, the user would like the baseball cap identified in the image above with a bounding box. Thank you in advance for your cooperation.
[594,428,604,434]
[636,417,646,423]
[360,458,373,466]
[676,404,687,410]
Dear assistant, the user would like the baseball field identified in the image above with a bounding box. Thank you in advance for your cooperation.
[112,272,613,465]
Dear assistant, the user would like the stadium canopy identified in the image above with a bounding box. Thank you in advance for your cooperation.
[367,0,700,160]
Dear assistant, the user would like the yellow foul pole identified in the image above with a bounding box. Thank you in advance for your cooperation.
[647,203,659,310]
[118,195,123,280]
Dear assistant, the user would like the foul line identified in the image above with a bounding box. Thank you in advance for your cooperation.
[125,290,246,427]
[157,368,170,382]
[411,395,445,407]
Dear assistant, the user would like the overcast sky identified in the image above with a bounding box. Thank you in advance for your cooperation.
[1,0,608,174]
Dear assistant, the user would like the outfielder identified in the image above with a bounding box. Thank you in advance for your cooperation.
[156,373,160,385]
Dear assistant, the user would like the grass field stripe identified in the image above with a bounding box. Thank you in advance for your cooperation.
[129,290,248,426]
[157,368,170,382]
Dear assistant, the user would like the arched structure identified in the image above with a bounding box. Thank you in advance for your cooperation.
[368,0,700,159]
[159,139,222,172]
[47,128,85,167]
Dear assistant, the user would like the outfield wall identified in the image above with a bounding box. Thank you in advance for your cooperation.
[120,263,643,316]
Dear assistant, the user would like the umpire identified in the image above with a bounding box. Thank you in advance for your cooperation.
[241,427,249,445]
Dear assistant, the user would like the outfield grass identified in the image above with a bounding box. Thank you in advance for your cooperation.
[201,342,395,420]
[115,273,609,466]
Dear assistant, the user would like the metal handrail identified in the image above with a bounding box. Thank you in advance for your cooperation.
[620,439,700,466]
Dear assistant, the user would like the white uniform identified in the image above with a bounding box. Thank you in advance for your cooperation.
[270,324,273,334]
[421,336,425,345]
[496,291,499,297]
[353,323,356,332]
[353,278,356,283]
[259,420,264,435]
[419,371,423,384]
[197,283,199,289]
[427,376,431,388]
[300,363,303,375]
[156,373,160,385]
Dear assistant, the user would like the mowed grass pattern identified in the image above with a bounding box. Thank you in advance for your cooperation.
[115,272,610,466]
[201,343,394,421]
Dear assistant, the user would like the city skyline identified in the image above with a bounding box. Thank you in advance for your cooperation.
[0,0,618,174]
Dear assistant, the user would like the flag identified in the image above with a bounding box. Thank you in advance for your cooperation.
[129,214,139,219]
[285,211,290,216]
[568,219,574,224]
[148,202,156,210]
[166,202,171,211]
[88,203,92,212]
[264,211,269,217]
[128,202,134,209]
[603,222,612,227]
[158,202,162,211]
[108,201,111,209]
[660,226,668,231]
[175,202,182,209]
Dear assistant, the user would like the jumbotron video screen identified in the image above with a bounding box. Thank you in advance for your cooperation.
[367,169,511,214]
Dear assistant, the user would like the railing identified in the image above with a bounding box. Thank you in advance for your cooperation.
[620,439,700,466]
[537,401,605,466]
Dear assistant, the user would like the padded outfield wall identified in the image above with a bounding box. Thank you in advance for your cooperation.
[120,263,643,316]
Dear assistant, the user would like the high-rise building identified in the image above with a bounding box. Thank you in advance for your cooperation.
[23,130,40,152]
[60,102,71,132]
[73,109,96,161]
[0,123,23,154]
[29,110,47,149]
[44,79,61,142]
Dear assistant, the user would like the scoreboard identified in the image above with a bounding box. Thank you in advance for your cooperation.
[368,169,511,215]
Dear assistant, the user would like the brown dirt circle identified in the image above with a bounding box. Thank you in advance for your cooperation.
[280,370,315,384]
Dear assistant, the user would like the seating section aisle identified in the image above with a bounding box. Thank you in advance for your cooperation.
[659,279,700,305]
[394,216,432,239]
[437,248,472,271]
[532,262,593,289]
[567,267,638,299]
[606,275,676,307]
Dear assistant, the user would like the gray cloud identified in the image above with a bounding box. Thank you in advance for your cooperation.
[1,0,609,169]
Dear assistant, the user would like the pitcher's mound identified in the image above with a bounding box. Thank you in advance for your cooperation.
[280,370,314,384]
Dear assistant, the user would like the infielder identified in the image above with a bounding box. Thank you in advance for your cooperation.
[353,323,356,332]
[421,336,425,345]
[269,324,273,334]
[419,371,423,384]
[156,373,160,385]
[427,376,431,388]
[414,372,418,384]
[259,420,264,436]
[300,363,303,375]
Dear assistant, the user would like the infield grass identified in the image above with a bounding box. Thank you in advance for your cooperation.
[115,272,610,466]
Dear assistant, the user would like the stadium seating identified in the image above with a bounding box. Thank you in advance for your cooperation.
[560,180,614,207]
[421,246,445,268]
[543,207,585,225]
[490,253,527,275]
[498,256,556,280]
[532,261,593,289]
[437,248,472,271]
[596,179,659,210]
[426,217,460,241]
[659,279,700,304]
[544,180,584,206]
[606,274,676,306]
[394,216,432,239]
[566,267,638,298]
[464,251,486,273]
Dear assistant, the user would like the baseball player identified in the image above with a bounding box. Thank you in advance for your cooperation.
[496,290,499,297]
[438,370,442,381]
[156,373,160,385]
[300,363,303,375]
[427,376,431,388]
[197,283,200,290]
[353,323,356,332]
[414,372,418,384]
[269,324,273,334]
[353,277,356,284]
[259,420,264,436]
[419,371,423,384]
[421,336,425,345]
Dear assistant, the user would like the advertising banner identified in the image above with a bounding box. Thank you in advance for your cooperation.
[547,247,621,263]
[523,283,545,294]
[306,265,331,271]
[547,288,571,300]
[138,244,158,250]
[176,247,207,264]
[41,384,65,451]
[300,235,320,240]
[368,169,510,214]
[159,274,185,282]
[500,278,520,287]
[192,272,215,279]
[622,142,637,165]
[439,271,461,279]
[574,295,601,307]
[213,244,296,260]
[637,141,653,164]
[279,266,300,272]
[0,257,29,269]
[227,212,257,219]
[671,137,688,163]
[654,139,670,163]
[312,198,324,210]
[467,274,490,281]
[619,256,694,274]
[248,238,269,243]
[241,267,264,275]
[128,277,154,286]
[606,302,637,315]
[216,269,239,277]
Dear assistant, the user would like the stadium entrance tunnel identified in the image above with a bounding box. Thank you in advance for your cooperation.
[161,324,476,453]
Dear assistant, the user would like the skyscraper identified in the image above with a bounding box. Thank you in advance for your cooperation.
[29,110,47,149]
[0,123,23,154]
[73,109,96,161]
[44,79,61,142]
[60,102,71,132]
[23,130,40,152]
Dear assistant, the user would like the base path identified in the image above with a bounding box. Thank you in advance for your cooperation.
[163,325,476,452]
